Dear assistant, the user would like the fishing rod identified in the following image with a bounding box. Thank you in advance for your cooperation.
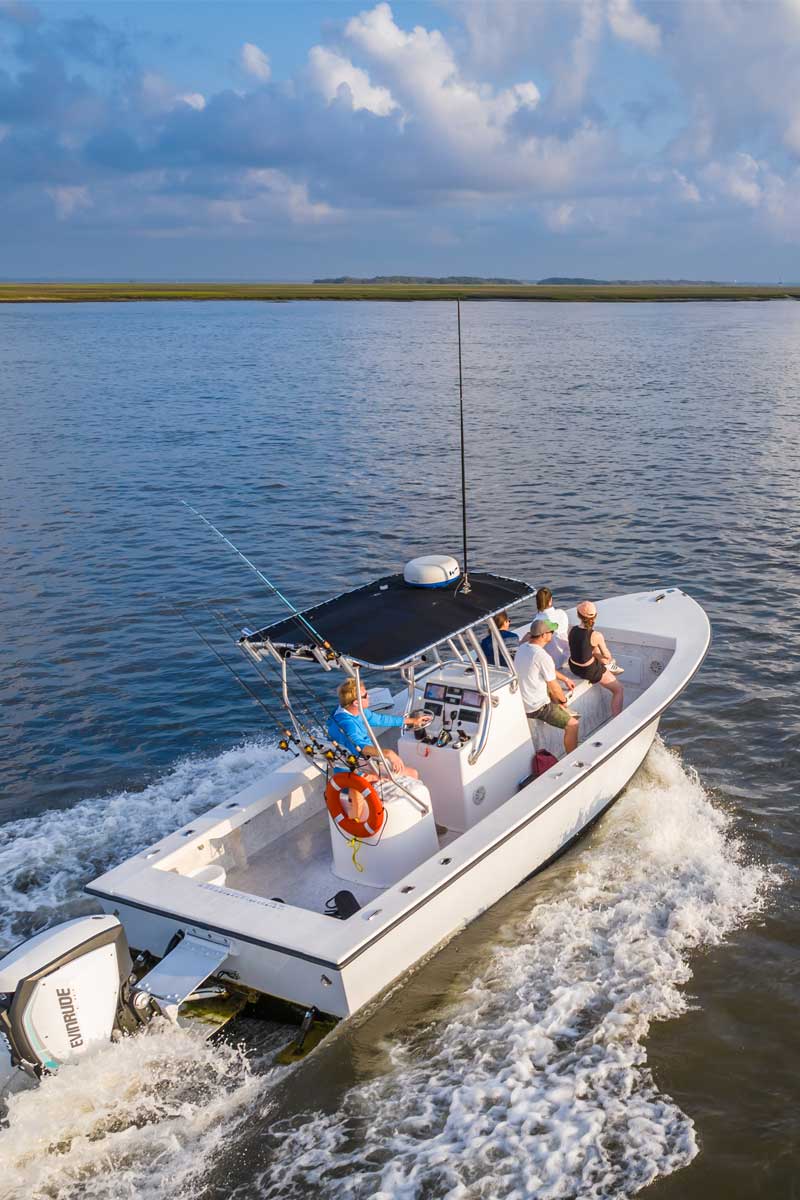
[455,298,472,596]
[215,604,356,769]
[229,604,334,741]
[169,600,298,753]
[181,502,332,651]
[211,606,338,759]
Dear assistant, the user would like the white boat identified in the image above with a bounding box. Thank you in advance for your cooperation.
[0,562,709,1079]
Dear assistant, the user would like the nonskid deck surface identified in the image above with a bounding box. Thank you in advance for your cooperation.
[223,806,386,912]
[222,803,460,915]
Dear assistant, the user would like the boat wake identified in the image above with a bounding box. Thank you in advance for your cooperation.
[0,739,288,1200]
[0,739,285,952]
[247,740,772,1200]
[0,739,773,1200]
[0,1022,259,1200]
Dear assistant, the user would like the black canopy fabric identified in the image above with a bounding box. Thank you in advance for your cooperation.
[244,571,535,669]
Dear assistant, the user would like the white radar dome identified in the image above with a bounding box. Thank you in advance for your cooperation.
[403,555,461,589]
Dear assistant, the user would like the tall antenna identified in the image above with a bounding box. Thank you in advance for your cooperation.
[456,298,471,595]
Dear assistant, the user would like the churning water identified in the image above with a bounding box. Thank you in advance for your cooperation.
[1,300,798,1198]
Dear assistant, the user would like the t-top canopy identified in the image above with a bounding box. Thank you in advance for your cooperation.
[243,571,535,669]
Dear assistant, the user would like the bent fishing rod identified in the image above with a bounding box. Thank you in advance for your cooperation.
[181,501,332,651]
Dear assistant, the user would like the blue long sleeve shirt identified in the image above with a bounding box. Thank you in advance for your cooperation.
[327,705,404,757]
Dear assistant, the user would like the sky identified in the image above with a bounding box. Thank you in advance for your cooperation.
[1,0,799,281]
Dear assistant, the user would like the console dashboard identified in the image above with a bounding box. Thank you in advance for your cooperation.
[423,681,484,729]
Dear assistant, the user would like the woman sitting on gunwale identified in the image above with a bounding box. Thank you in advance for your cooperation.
[567,601,624,717]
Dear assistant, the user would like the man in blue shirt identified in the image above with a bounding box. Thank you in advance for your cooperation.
[479,610,520,666]
[327,678,425,780]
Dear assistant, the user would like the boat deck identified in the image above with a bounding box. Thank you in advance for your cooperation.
[223,805,460,914]
[196,637,660,915]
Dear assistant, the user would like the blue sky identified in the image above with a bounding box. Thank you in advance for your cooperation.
[1,0,799,280]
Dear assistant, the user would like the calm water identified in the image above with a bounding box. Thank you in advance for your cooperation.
[1,300,798,1199]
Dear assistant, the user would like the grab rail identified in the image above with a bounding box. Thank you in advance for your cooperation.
[465,628,494,765]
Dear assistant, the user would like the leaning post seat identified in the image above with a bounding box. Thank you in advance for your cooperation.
[329,776,438,888]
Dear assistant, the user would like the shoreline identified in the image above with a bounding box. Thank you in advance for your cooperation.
[1,282,799,304]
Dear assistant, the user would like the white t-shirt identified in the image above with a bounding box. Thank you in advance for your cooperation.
[545,636,569,671]
[515,641,556,711]
[537,605,570,670]
[537,605,569,639]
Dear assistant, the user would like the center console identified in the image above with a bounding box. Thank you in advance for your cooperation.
[399,663,533,832]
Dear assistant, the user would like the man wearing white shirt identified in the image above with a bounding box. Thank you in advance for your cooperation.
[515,618,580,753]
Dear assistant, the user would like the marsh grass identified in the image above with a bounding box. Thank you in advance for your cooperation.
[1,282,798,303]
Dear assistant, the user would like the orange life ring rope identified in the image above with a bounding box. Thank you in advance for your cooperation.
[324,772,385,839]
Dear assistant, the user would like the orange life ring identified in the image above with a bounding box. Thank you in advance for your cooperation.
[325,772,385,839]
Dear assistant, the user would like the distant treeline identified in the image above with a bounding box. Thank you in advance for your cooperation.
[314,274,526,284]
[539,276,724,285]
[316,274,727,286]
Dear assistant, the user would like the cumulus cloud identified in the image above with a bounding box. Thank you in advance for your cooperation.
[247,168,335,223]
[308,45,397,115]
[138,73,208,117]
[672,170,701,204]
[180,93,206,112]
[240,42,271,82]
[3,0,800,273]
[342,0,544,163]
[46,184,91,219]
[548,0,604,116]
[663,0,800,165]
[139,72,176,113]
[208,198,250,226]
[607,0,660,51]
[544,201,577,231]
[703,153,764,208]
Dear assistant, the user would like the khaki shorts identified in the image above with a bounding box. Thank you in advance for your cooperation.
[526,702,577,730]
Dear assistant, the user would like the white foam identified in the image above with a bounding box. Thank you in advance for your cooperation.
[0,739,284,950]
[253,741,773,1199]
[0,741,774,1199]
[0,1023,260,1200]
[0,740,293,1200]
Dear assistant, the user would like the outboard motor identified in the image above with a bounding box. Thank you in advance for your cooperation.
[0,914,134,1078]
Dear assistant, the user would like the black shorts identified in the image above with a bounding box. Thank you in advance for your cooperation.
[569,658,605,684]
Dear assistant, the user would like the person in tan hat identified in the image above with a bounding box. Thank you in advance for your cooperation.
[567,602,624,717]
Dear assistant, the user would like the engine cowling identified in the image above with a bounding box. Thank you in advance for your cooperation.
[0,914,132,1077]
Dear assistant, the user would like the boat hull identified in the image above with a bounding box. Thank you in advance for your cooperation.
[336,717,659,1015]
[89,586,708,1020]
[91,719,659,1019]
